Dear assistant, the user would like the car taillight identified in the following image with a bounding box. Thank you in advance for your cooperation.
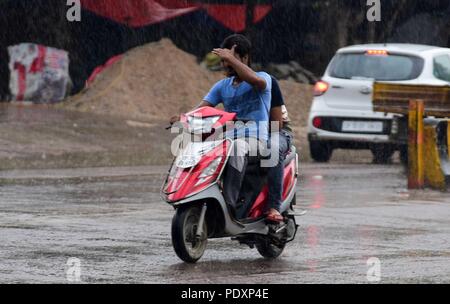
[312,117,322,128]
[314,81,329,96]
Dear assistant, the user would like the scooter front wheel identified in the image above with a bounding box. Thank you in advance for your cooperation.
[171,205,207,263]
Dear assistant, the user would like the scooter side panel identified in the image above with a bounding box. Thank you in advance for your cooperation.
[172,185,269,236]
[281,153,299,214]
[248,153,298,218]
[280,176,297,214]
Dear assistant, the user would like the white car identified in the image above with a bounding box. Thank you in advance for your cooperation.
[307,43,450,163]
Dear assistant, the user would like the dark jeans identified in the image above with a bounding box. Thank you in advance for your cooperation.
[222,138,257,207]
[266,130,293,212]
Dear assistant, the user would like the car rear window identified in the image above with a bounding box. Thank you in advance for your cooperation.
[328,52,424,81]
[433,54,450,82]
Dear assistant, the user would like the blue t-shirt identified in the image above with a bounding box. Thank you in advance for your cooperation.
[203,71,272,141]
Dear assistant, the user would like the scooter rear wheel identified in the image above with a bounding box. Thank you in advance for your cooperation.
[171,205,207,263]
[256,238,285,259]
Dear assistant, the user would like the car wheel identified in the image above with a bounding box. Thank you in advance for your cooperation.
[371,145,395,164]
[309,141,332,162]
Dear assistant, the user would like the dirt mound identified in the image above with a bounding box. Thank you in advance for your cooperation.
[62,38,313,125]
[62,39,223,122]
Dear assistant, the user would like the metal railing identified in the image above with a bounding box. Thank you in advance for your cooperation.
[372,82,450,190]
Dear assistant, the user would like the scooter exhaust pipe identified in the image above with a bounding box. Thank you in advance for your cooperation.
[275,224,287,234]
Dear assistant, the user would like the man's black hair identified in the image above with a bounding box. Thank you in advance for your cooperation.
[220,34,252,61]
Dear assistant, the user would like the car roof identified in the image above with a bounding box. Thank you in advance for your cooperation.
[337,43,449,55]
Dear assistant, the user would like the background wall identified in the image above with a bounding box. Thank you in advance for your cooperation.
[0,0,449,99]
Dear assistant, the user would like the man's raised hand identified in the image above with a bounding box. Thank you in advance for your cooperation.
[169,114,180,125]
[212,45,237,62]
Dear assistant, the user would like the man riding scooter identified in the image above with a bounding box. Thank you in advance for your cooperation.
[166,34,300,262]
[171,34,272,215]
[171,34,292,222]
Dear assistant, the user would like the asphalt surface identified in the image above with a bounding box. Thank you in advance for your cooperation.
[1,163,449,283]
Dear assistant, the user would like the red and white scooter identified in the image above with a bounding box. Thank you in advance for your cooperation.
[161,107,301,263]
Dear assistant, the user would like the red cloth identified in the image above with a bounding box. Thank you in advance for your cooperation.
[81,0,272,32]
[203,4,272,33]
[81,0,198,27]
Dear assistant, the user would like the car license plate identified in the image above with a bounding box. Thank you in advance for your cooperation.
[342,121,383,133]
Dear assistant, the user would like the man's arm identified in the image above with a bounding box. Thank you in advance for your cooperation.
[270,77,284,130]
[212,46,266,91]
[270,106,283,130]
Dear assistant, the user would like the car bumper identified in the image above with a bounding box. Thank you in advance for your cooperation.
[308,128,391,143]
[307,111,395,144]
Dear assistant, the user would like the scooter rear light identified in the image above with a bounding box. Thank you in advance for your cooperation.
[313,81,329,96]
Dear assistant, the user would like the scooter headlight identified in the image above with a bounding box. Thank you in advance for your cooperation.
[187,115,220,134]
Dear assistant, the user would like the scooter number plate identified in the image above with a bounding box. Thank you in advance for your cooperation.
[176,155,199,168]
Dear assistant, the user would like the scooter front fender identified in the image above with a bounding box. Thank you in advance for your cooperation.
[172,185,269,236]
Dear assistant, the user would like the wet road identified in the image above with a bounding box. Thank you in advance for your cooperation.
[1,163,449,283]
